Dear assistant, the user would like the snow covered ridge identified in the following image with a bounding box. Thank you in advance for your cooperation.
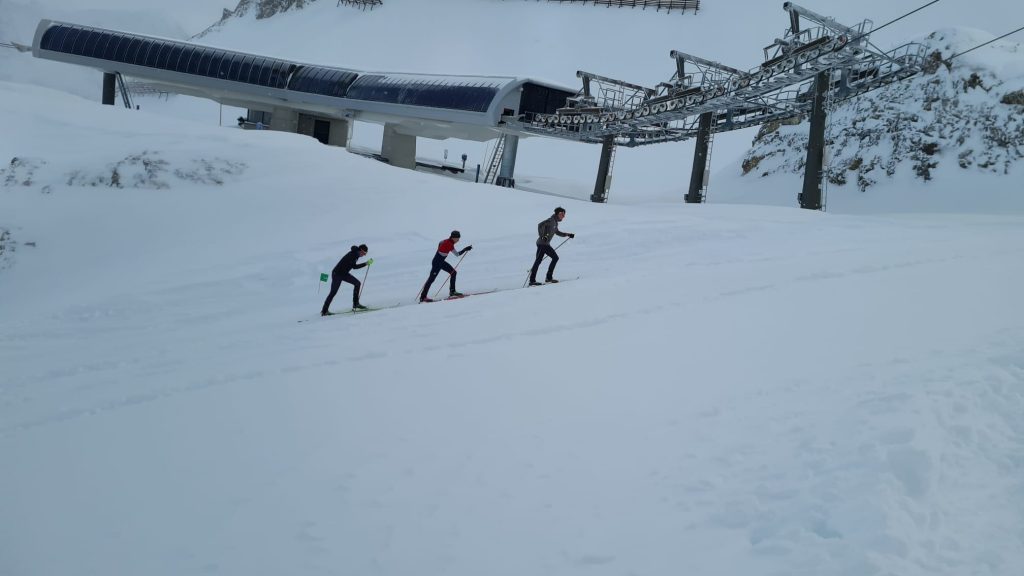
[742,28,1024,191]
[198,0,320,37]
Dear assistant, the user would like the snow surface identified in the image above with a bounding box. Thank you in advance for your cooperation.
[3,77,1024,575]
[3,1,1024,574]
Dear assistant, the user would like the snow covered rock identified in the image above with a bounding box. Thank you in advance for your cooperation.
[741,28,1024,191]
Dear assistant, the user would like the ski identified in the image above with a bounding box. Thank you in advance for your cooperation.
[299,304,401,323]
[420,289,498,303]
[527,276,581,287]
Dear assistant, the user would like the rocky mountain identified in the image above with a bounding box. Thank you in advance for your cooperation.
[741,28,1024,191]
[198,0,322,37]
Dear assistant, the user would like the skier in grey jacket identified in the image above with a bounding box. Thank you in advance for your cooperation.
[529,207,574,286]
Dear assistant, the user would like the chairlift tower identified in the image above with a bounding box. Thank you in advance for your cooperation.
[513,2,930,208]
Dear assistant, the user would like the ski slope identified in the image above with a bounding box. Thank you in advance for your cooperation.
[3,81,1024,575]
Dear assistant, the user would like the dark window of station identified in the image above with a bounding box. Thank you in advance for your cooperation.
[92,32,115,59]
[197,50,214,76]
[267,62,285,88]
[185,48,204,74]
[166,46,185,71]
[71,28,91,53]
[133,40,153,65]
[238,56,254,83]
[40,25,70,52]
[172,46,190,71]
[227,54,243,80]
[309,69,330,94]
[212,54,229,79]
[103,34,124,60]
[145,41,164,67]
[154,43,172,68]
[122,38,142,63]
[248,58,265,84]
[77,31,100,56]
[60,28,82,54]
[262,59,278,85]
[286,67,308,91]
[113,35,131,61]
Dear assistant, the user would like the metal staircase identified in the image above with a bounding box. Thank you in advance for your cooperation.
[698,112,717,201]
[482,134,507,185]
[115,73,134,109]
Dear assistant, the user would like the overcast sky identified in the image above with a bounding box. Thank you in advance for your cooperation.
[22,0,1024,41]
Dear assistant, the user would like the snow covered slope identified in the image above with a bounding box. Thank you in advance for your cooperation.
[3,78,1024,576]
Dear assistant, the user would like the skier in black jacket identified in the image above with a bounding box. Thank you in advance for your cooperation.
[321,244,372,315]
[530,207,574,286]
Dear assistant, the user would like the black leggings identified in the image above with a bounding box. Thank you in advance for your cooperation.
[421,255,457,299]
[530,244,559,281]
[322,271,361,313]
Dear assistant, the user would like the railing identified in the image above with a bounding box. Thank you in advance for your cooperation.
[519,0,700,14]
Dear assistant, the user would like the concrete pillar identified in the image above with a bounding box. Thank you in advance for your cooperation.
[686,111,714,204]
[799,71,829,211]
[297,113,315,138]
[328,119,351,148]
[381,123,417,170]
[591,136,615,203]
[102,73,116,106]
[495,135,519,188]
[269,107,299,133]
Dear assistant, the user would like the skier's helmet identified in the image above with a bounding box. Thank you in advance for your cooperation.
[450,230,461,238]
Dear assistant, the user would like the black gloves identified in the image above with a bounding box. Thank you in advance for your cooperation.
[568,233,575,239]
[461,245,473,255]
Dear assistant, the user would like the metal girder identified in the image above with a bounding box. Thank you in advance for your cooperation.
[670,51,747,79]
[783,2,861,39]
[513,3,926,148]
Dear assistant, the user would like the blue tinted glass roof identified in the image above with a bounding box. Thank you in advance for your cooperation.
[288,66,359,97]
[37,21,526,117]
[346,74,505,113]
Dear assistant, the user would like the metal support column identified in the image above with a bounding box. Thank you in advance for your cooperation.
[591,136,615,203]
[495,135,519,188]
[102,73,116,106]
[686,112,714,203]
[800,71,828,210]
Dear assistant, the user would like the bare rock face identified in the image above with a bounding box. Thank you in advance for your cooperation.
[197,0,321,36]
[228,0,319,20]
[741,29,1024,191]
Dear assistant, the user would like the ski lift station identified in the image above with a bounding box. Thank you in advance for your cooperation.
[31,3,930,209]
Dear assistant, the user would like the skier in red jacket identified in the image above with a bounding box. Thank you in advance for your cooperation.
[419,231,472,302]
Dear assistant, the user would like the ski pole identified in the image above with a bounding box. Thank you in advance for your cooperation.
[523,237,572,287]
[358,260,372,303]
[432,251,468,300]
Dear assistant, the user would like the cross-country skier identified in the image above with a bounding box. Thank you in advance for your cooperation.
[419,231,473,302]
[321,244,372,315]
[529,207,574,286]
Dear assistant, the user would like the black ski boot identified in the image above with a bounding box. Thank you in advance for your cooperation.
[545,278,559,284]
[352,303,368,311]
